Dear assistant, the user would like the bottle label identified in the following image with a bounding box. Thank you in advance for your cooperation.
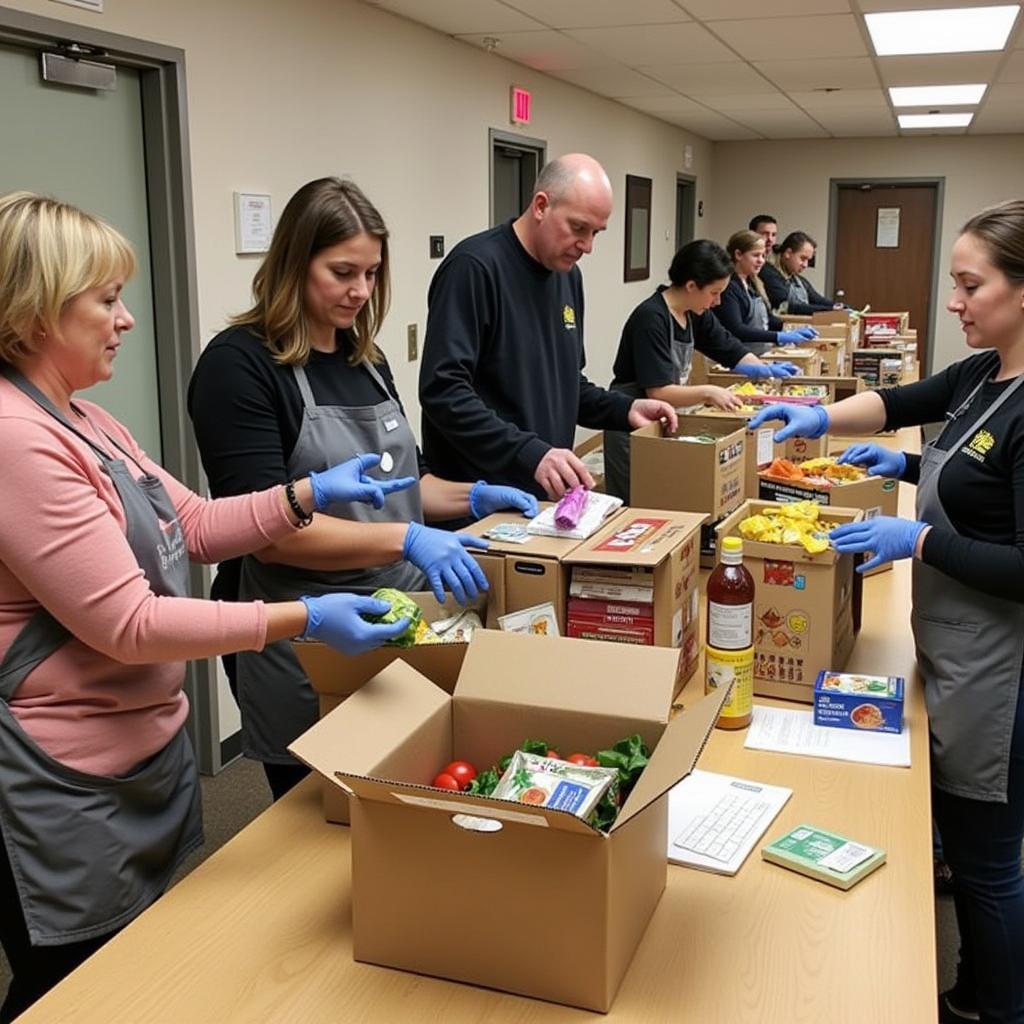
[708,601,752,649]
[705,645,754,719]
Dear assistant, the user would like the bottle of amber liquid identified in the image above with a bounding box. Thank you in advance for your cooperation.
[705,536,755,730]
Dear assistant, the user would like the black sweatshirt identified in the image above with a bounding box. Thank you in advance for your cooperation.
[187,324,426,600]
[760,262,834,315]
[611,287,750,389]
[419,221,632,497]
[879,350,1024,602]
[714,274,783,348]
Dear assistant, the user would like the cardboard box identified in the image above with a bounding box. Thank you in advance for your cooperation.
[289,631,728,1013]
[852,348,904,388]
[715,500,863,703]
[564,509,706,686]
[862,311,909,340]
[783,325,847,375]
[761,346,823,376]
[692,399,827,466]
[708,372,863,406]
[630,415,746,520]
[462,506,620,634]
[813,670,905,734]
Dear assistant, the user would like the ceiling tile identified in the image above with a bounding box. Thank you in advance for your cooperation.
[877,52,1002,85]
[787,88,889,111]
[665,113,761,140]
[618,94,712,115]
[709,15,869,61]
[693,91,798,112]
[553,65,675,98]
[367,0,544,34]
[641,61,764,94]
[969,107,1024,132]
[728,108,830,137]
[977,83,1024,109]
[454,30,605,71]
[817,109,897,135]
[754,57,878,91]
[564,22,735,65]
[683,0,848,17]
[502,0,690,28]
[998,50,1024,82]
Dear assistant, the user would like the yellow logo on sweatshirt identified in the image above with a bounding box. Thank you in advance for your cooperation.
[562,305,577,329]
[961,428,995,462]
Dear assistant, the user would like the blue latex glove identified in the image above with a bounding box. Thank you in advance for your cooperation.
[299,593,411,654]
[796,326,819,340]
[766,362,800,378]
[468,481,540,520]
[309,454,417,511]
[747,403,829,441]
[828,516,927,574]
[777,330,808,345]
[837,443,907,480]
[403,522,490,605]
[733,362,775,381]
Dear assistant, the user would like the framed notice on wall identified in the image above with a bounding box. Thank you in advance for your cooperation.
[624,174,652,282]
[876,207,900,248]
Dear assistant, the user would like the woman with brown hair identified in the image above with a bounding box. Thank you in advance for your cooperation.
[760,230,843,315]
[188,177,535,799]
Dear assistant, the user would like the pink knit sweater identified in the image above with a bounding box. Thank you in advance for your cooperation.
[0,377,297,775]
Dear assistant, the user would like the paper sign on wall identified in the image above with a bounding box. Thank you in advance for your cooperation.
[233,192,272,254]
[875,207,900,249]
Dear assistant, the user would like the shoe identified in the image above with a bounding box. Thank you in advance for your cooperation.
[939,990,979,1022]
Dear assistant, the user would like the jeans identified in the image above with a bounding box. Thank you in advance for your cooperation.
[933,681,1024,1024]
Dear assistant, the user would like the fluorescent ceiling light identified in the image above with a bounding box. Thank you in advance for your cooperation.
[889,83,987,106]
[866,5,1019,56]
[898,112,974,128]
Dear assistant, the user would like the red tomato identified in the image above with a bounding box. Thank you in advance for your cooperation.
[432,772,461,791]
[443,760,477,790]
[566,753,598,767]
[546,749,562,760]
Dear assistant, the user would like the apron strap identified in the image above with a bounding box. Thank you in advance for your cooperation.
[360,358,393,401]
[0,609,70,702]
[291,364,318,410]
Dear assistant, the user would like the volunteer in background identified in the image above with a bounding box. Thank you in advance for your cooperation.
[760,230,842,315]
[748,213,778,262]
[419,153,678,502]
[750,199,1024,1024]
[603,239,800,502]
[0,193,412,1022]
[715,229,819,354]
[189,178,539,800]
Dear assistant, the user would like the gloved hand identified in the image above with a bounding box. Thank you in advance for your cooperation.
[777,330,810,345]
[747,403,829,441]
[828,516,928,574]
[766,362,800,378]
[403,521,490,605]
[469,481,540,520]
[733,362,776,381]
[837,443,907,479]
[309,454,416,511]
[795,326,819,339]
[299,593,411,654]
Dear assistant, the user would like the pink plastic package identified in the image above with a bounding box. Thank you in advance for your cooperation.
[554,485,588,530]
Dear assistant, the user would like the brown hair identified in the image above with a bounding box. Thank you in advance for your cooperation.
[961,200,1024,286]
[726,229,770,303]
[231,177,390,365]
[0,191,135,364]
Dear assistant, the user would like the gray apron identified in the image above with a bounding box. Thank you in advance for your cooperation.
[738,277,774,356]
[235,359,425,763]
[605,308,694,502]
[911,373,1024,802]
[785,275,810,313]
[0,368,201,945]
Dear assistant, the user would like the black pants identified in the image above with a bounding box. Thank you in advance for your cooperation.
[0,841,118,1023]
[933,682,1024,1024]
[262,760,310,801]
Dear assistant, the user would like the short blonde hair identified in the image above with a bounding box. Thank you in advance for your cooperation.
[0,191,136,364]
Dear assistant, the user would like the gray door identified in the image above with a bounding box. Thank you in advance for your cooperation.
[489,131,546,227]
[0,40,162,460]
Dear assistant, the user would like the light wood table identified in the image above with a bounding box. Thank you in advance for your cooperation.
[18,452,935,1024]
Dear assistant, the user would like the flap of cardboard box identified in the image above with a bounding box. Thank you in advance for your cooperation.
[564,509,707,568]
[611,686,728,832]
[288,659,451,785]
[453,630,680,725]
[631,416,745,445]
[462,507,617,559]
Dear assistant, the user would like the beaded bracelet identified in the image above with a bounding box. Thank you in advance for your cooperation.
[285,481,313,528]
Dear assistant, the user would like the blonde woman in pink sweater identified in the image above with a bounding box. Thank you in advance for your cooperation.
[0,193,421,1021]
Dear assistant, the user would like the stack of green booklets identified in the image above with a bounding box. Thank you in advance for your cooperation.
[762,824,886,890]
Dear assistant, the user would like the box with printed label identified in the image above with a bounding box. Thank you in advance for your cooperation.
[852,348,904,388]
[862,312,909,340]
[715,500,864,703]
[289,630,728,1012]
[813,670,905,734]
[630,415,746,520]
[564,509,706,687]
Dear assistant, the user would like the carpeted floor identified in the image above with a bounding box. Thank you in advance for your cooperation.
[0,756,967,1012]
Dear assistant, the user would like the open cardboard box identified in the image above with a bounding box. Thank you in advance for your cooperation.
[761,346,823,377]
[289,629,728,1013]
[715,500,864,703]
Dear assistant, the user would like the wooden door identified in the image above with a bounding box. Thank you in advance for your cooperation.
[832,184,938,367]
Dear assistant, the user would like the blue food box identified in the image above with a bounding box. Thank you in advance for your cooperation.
[813,671,905,734]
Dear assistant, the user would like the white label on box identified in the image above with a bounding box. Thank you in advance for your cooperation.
[818,841,874,873]
[756,428,775,467]
[394,793,548,826]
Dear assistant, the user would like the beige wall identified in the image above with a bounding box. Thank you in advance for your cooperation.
[5,0,711,412]
[708,135,1024,373]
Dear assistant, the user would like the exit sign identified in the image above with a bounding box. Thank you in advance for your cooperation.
[510,85,532,125]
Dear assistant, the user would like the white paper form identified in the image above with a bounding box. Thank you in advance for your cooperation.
[744,705,911,768]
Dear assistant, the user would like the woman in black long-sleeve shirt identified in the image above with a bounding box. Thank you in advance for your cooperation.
[760,230,839,315]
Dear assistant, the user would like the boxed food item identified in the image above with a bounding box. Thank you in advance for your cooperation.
[762,824,886,890]
[813,670,905,734]
[565,510,706,687]
[715,500,863,702]
[289,630,728,1012]
[852,348,904,388]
